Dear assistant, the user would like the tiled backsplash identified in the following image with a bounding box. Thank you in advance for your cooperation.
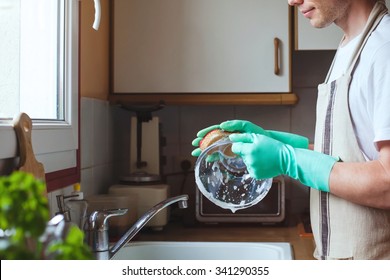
[48,97,131,217]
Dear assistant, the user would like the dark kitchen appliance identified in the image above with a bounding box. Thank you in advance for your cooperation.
[195,176,285,224]
[119,101,165,184]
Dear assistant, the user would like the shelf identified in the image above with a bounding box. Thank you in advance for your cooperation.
[109,93,299,106]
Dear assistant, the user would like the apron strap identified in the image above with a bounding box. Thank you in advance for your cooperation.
[324,1,388,83]
[346,1,388,76]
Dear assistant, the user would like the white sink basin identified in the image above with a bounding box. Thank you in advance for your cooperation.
[111,241,293,260]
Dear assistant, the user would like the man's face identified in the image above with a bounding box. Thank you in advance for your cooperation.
[288,0,350,28]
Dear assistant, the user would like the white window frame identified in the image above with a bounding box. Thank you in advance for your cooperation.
[0,0,79,175]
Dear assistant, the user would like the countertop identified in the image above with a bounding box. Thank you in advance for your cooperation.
[134,221,316,260]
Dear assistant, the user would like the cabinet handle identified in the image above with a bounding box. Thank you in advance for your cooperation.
[93,0,101,30]
[274,37,280,75]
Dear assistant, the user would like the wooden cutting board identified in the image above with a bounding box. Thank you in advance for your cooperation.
[13,113,47,195]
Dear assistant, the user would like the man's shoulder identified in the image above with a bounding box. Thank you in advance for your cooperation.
[364,15,390,58]
[377,14,390,35]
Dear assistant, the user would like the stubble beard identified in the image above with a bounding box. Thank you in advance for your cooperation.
[310,1,349,29]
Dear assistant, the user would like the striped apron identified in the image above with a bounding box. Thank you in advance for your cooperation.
[311,1,390,260]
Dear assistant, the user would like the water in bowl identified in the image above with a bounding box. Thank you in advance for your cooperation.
[195,139,273,213]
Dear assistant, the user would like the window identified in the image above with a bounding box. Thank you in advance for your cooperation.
[0,0,65,120]
[0,0,79,190]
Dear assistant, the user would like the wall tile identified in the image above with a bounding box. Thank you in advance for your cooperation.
[79,98,119,197]
[48,185,73,217]
[92,99,109,166]
[155,106,181,146]
[234,105,291,131]
[92,164,113,194]
[80,98,94,169]
[80,167,94,197]
[292,50,335,88]
[111,106,131,163]
[291,87,318,142]
[179,105,235,153]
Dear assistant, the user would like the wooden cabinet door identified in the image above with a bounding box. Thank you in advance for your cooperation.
[112,0,291,94]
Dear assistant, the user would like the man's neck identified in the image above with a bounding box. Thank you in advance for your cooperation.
[336,0,377,46]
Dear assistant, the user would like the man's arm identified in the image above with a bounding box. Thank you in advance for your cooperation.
[329,140,390,209]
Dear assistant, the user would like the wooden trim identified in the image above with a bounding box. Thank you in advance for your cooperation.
[289,6,294,88]
[45,152,80,192]
[109,93,298,106]
[297,222,314,238]
[109,0,114,99]
[293,6,299,50]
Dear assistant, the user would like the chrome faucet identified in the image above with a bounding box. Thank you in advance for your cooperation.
[84,194,189,260]
[55,194,79,222]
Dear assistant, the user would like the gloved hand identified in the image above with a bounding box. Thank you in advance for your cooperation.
[191,120,309,157]
[220,120,309,149]
[191,124,221,156]
[229,133,338,192]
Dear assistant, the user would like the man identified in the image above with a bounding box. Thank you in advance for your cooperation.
[192,0,390,259]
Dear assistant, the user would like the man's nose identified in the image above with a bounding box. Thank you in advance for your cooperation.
[288,0,303,6]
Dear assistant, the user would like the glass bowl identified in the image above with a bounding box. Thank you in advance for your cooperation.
[195,139,273,213]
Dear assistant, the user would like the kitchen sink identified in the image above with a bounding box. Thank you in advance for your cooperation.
[111,241,294,260]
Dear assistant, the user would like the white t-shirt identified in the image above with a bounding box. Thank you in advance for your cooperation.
[327,14,390,160]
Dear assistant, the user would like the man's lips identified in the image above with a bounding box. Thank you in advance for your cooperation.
[301,7,315,18]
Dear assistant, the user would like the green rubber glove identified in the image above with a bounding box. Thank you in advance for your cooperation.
[220,120,309,149]
[191,120,309,157]
[229,133,337,192]
[191,124,221,156]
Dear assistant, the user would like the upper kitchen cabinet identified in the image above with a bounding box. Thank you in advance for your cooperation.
[295,0,390,50]
[110,0,297,105]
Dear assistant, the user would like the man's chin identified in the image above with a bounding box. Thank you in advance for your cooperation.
[310,19,333,29]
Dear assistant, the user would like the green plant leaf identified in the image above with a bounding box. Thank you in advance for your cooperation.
[48,225,93,260]
[0,171,93,260]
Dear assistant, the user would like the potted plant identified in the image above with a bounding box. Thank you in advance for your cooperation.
[0,171,93,260]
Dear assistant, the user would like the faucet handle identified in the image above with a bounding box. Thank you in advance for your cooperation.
[84,208,128,231]
[84,208,128,254]
[55,194,82,222]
